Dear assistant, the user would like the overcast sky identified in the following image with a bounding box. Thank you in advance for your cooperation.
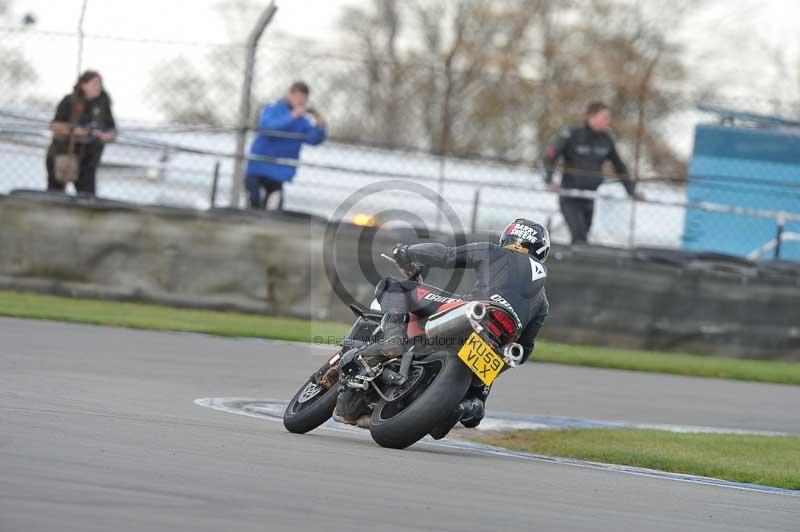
[5,0,800,125]
[4,0,345,119]
[11,0,345,42]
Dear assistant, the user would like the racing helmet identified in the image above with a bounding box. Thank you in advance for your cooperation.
[499,218,551,262]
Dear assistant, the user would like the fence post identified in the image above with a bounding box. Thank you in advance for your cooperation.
[76,0,88,76]
[434,156,446,231]
[775,212,786,259]
[210,161,221,208]
[228,1,278,208]
[628,198,638,248]
[470,187,481,234]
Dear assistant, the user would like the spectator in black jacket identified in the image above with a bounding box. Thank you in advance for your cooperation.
[544,102,644,243]
[47,70,116,195]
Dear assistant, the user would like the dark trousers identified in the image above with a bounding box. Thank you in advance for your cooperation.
[559,196,594,244]
[46,144,103,195]
[245,175,283,210]
[376,277,464,318]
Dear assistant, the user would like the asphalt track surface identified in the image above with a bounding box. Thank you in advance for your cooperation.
[1,317,798,532]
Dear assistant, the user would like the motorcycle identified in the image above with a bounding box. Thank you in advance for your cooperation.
[283,254,525,449]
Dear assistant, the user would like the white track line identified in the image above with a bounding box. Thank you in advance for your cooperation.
[193,397,800,498]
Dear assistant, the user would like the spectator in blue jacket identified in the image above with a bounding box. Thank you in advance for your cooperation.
[245,81,327,209]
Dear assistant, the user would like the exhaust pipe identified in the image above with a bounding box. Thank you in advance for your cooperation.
[424,302,486,339]
[465,301,486,321]
[502,343,524,367]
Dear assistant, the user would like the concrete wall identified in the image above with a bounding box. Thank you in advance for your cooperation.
[1,192,798,360]
[0,192,333,319]
[544,247,800,359]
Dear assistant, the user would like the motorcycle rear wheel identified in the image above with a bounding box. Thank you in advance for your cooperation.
[369,352,471,449]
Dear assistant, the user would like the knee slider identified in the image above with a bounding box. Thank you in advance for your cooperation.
[374,277,391,298]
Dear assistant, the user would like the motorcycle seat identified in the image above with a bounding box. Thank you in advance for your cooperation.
[349,303,386,321]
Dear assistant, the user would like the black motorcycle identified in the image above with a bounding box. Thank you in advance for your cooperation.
[283,256,524,449]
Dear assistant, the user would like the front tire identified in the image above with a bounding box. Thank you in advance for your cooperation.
[283,377,339,434]
[369,352,471,449]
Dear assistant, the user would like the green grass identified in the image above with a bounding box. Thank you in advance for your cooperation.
[0,290,348,344]
[1,290,799,385]
[471,429,800,490]
[533,341,800,385]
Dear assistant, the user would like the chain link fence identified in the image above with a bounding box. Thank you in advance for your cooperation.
[1,5,799,259]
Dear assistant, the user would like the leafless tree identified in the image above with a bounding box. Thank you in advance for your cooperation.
[0,0,38,105]
[335,0,407,145]
[145,0,252,126]
[540,0,695,179]
[146,0,702,180]
[147,57,225,125]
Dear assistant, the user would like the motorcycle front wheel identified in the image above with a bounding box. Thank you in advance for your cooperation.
[283,371,339,434]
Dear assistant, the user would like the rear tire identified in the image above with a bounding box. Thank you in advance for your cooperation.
[369,352,471,449]
[283,377,339,434]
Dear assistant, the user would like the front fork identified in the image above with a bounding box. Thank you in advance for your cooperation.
[309,351,342,390]
[308,316,379,390]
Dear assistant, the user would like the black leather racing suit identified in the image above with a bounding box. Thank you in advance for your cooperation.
[376,242,549,363]
[544,123,636,193]
[543,123,637,243]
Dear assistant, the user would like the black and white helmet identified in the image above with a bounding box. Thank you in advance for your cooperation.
[499,218,551,262]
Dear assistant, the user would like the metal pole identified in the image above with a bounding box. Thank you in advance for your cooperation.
[76,0,88,76]
[628,198,637,248]
[229,1,278,208]
[774,213,786,259]
[470,187,481,234]
[434,155,446,231]
[210,160,221,208]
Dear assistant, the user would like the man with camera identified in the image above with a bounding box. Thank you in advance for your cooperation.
[244,81,327,210]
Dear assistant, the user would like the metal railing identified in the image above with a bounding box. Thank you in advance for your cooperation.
[3,118,799,259]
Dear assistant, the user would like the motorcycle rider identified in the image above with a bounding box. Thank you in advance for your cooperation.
[365,218,551,435]
[544,101,644,243]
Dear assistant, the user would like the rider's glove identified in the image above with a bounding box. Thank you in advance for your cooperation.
[392,243,415,273]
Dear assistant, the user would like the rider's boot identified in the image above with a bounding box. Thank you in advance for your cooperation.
[375,312,408,358]
[358,313,409,366]
[334,388,371,427]
[429,397,486,440]
[332,411,372,428]
[458,396,486,428]
[460,385,489,428]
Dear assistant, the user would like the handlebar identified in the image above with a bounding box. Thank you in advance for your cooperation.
[381,253,426,283]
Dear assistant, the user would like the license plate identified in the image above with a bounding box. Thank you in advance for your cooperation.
[457,332,505,385]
